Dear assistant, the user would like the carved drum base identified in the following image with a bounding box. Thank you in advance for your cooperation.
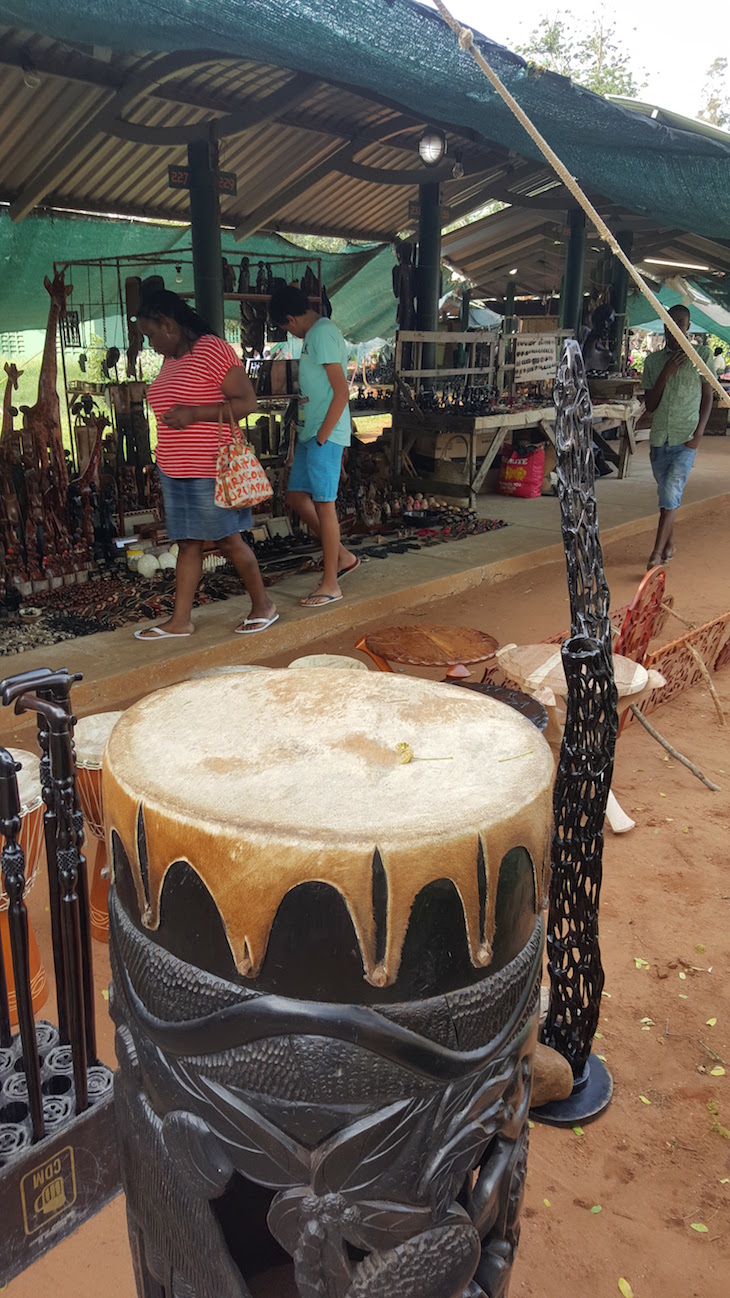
[103,672,554,1298]
[110,888,541,1298]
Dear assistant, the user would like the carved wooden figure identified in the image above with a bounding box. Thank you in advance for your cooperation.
[105,672,554,1298]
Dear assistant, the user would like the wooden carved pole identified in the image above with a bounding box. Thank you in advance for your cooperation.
[537,340,619,1123]
[0,748,45,1140]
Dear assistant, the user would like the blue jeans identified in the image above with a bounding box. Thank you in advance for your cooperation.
[650,442,696,510]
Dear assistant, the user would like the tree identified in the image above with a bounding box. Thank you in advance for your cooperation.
[517,16,646,97]
[698,58,729,128]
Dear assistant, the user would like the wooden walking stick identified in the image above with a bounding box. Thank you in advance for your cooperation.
[0,747,44,1140]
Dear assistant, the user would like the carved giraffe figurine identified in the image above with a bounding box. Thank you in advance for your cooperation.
[20,273,73,548]
[0,361,23,453]
[0,362,24,552]
[21,272,72,496]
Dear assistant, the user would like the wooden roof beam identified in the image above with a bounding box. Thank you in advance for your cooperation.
[107,73,319,146]
[8,50,234,223]
[233,142,354,241]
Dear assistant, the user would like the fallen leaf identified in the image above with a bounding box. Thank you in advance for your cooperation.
[590,1204,602,1214]
[396,741,414,765]
[706,1018,717,1027]
[573,1125,584,1136]
[101,989,109,1001]
[710,1066,726,1077]
[639,1095,651,1105]
[690,1223,708,1233]
[683,826,689,834]
[653,829,659,835]
[634,957,650,969]
[679,972,687,980]
[679,994,688,1000]
[595,1032,604,1039]
[597,1054,607,1061]
[659,792,666,798]
[641,1026,652,1031]
[696,944,706,954]
[602,991,612,999]
[544,1198,551,1207]
[720,1178,729,1184]
[618,1279,634,1298]
[528,1120,535,1129]
[640,1017,654,1025]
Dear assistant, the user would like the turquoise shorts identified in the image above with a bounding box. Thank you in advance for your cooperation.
[287,437,344,503]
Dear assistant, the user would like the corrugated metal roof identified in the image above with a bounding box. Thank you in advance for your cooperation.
[0,24,506,238]
[442,206,730,301]
[0,9,728,316]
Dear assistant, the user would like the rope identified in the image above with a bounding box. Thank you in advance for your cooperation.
[433,0,730,408]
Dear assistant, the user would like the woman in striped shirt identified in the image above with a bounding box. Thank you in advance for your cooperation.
[134,290,277,640]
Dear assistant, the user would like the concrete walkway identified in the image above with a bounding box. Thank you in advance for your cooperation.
[1,438,728,748]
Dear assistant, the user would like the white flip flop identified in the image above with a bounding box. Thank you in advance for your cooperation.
[134,626,193,640]
[234,613,280,635]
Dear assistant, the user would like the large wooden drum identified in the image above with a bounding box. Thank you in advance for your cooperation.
[105,671,553,1298]
[0,749,48,1023]
[74,712,124,942]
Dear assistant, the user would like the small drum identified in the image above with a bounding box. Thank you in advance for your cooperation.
[105,672,554,1298]
[0,749,48,1022]
[74,713,124,942]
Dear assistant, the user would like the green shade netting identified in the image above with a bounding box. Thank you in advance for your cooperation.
[330,246,400,343]
[628,281,730,346]
[1,1,729,240]
[0,208,383,336]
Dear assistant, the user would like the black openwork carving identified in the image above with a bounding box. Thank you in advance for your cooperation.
[541,342,619,1088]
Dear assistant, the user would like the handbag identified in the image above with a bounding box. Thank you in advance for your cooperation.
[214,406,273,510]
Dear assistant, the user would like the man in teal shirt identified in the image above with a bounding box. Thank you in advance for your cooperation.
[642,305,713,568]
[269,284,358,607]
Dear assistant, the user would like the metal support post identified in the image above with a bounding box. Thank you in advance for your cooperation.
[610,230,633,369]
[188,131,224,339]
[559,208,586,338]
[416,182,442,379]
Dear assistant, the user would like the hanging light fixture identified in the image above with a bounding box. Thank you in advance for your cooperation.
[21,61,40,91]
[418,128,447,167]
[175,265,183,285]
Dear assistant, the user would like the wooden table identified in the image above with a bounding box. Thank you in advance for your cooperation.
[392,398,644,504]
[356,625,499,674]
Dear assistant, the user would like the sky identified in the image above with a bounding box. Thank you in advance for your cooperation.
[421,1,729,120]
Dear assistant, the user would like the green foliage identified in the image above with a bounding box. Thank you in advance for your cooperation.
[517,17,646,97]
[698,58,729,128]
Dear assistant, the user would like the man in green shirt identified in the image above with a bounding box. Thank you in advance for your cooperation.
[642,305,713,568]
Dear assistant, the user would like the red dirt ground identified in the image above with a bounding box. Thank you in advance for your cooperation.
[9,497,730,1298]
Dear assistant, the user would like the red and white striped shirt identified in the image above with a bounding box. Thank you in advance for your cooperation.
[148,335,241,478]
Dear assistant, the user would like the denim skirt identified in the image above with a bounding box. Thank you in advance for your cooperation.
[159,469,253,541]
